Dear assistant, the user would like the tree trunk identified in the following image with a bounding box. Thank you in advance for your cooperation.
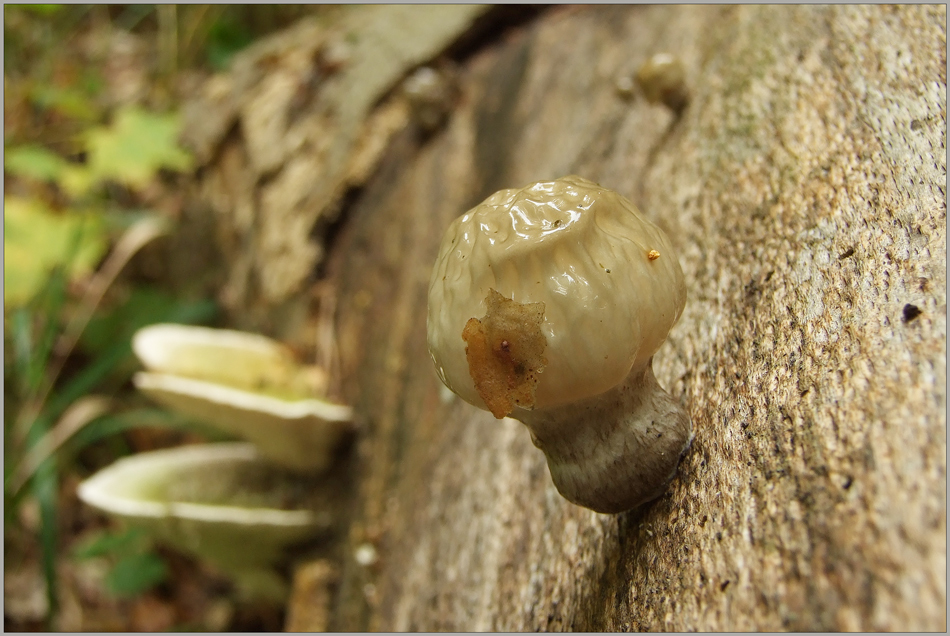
[183,5,946,631]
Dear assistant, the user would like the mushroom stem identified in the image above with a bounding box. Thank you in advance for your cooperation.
[515,360,692,514]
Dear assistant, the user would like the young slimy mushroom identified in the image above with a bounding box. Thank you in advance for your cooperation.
[402,65,457,133]
[427,175,691,513]
[635,52,690,114]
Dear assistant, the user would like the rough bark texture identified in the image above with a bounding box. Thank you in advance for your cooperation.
[179,5,490,333]
[184,5,946,631]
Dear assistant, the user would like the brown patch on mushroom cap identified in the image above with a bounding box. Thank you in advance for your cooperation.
[461,289,547,418]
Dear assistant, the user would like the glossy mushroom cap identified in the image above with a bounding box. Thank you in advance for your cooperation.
[427,175,687,415]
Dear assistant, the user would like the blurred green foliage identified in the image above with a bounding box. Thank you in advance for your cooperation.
[83,108,193,191]
[3,196,106,307]
[4,4,338,627]
[73,527,169,597]
[0,3,302,628]
[204,10,256,71]
[4,144,71,181]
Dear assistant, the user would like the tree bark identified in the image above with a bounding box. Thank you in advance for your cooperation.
[186,5,946,631]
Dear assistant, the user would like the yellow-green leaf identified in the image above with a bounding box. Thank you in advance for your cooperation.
[4,145,68,182]
[85,107,193,190]
[19,5,64,16]
[30,84,99,121]
[3,196,108,308]
[59,164,96,198]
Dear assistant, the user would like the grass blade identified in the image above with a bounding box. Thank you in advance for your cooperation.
[8,395,112,495]
[34,458,59,625]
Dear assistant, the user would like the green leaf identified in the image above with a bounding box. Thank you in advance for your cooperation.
[73,286,217,392]
[3,196,108,308]
[73,527,150,560]
[85,107,193,190]
[19,4,63,16]
[41,343,129,423]
[29,83,100,122]
[4,145,69,182]
[9,307,35,396]
[205,14,254,71]
[66,408,233,455]
[16,286,215,443]
[58,164,96,198]
[28,267,70,396]
[80,286,218,357]
[106,551,169,597]
[35,458,60,621]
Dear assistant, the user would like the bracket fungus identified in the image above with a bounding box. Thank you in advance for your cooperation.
[77,442,331,601]
[132,324,353,474]
[427,175,691,514]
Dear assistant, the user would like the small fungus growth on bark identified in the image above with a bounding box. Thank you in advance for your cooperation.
[427,176,692,513]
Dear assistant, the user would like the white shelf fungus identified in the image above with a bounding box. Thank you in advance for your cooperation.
[132,324,353,474]
[427,175,692,513]
[77,442,329,601]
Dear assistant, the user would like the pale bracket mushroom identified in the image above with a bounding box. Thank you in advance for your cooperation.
[132,324,353,474]
[76,442,331,601]
[427,175,691,513]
